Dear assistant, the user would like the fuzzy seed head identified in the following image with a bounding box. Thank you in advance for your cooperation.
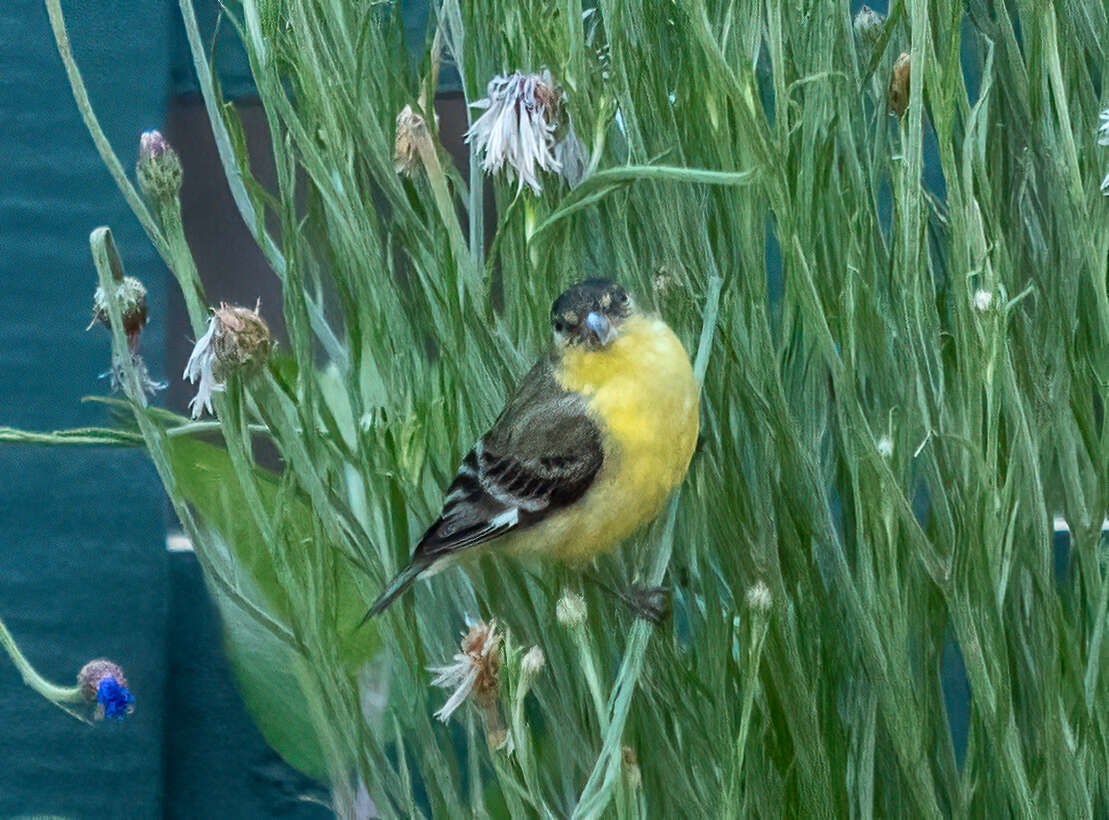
[521,646,546,681]
[877,435,894,459]
[746,580,773,614]
[973,289,993,312]
[556,591,587,628]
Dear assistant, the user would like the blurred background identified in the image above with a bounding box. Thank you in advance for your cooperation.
[3,2,341,815]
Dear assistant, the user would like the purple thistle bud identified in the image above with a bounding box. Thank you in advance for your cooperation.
[139,130,170,160]
[136,129,182,202]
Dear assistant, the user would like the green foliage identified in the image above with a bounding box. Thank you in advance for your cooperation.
[32,0,1109,816]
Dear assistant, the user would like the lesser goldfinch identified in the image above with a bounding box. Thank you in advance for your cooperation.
[366,279,699,617]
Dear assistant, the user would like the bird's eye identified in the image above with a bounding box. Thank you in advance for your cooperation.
[553,318,566,333]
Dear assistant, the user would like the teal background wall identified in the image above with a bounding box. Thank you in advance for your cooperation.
[0,2,324,816]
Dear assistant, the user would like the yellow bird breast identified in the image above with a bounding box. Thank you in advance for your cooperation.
[518,314,699,563]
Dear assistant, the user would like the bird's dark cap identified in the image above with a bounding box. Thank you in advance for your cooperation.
[551,279,632,324]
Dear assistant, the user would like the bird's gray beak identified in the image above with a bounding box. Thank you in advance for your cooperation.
[584,311,615,346]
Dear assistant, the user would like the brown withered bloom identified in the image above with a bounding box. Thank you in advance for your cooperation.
[89,275,148,352]
[430,620,502,722]
[429,619,510,748]
[394,104,432,177]
[889,52,911,116]
[183,302,274,419]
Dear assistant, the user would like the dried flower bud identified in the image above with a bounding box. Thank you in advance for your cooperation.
[745,581,772,614]
[211,303,274,374]
[136,129,182,202]
[394,104,431,177]
[973,289,993,312]
[89,275,148,348]
[77,658,134,720]
[556,591,587,628]
[183,302,274,419]
[888,52,911,117]
[853,5,885,49]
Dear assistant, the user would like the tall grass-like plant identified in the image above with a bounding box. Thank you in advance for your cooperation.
[7,0,1109,815]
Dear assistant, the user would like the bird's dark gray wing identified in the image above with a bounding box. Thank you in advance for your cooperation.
[412,355,604,563]
[364,355,604,618]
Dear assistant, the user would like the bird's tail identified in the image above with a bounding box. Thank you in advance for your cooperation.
[360,556,434,624]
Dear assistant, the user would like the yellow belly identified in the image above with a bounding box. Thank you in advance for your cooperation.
[506,314,699,563]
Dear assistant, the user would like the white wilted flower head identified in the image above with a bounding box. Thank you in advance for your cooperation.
[877,434,894,459]
[183,302,274,419]
[520,645,546,682]
[556,591,587,628]
[429,619,503,724]
[466,70,564,194]
[973,288,993,312]
[746,580,773,614]
[1098,108,1109,146]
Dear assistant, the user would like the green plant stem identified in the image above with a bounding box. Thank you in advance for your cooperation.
[89,226,297,652]
[0,617,83,705]
[43,0,169,261]
[178,0,347,371]
[572,273,723,820]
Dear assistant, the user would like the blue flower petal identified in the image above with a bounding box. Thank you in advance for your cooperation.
[97,675,135,720]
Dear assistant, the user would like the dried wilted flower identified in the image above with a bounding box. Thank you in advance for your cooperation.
[89,275,148,351]
[394,104,432,177]
[136,129,182,202]
[183,302,274,419]
[466,70,563,194]
[429,620,503,724]
[78,659,135,720]
[888,52,911,117]
[101,353,167,403]
[746,580,773,614]
[556,591,587,628]
[973,288,994,312]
